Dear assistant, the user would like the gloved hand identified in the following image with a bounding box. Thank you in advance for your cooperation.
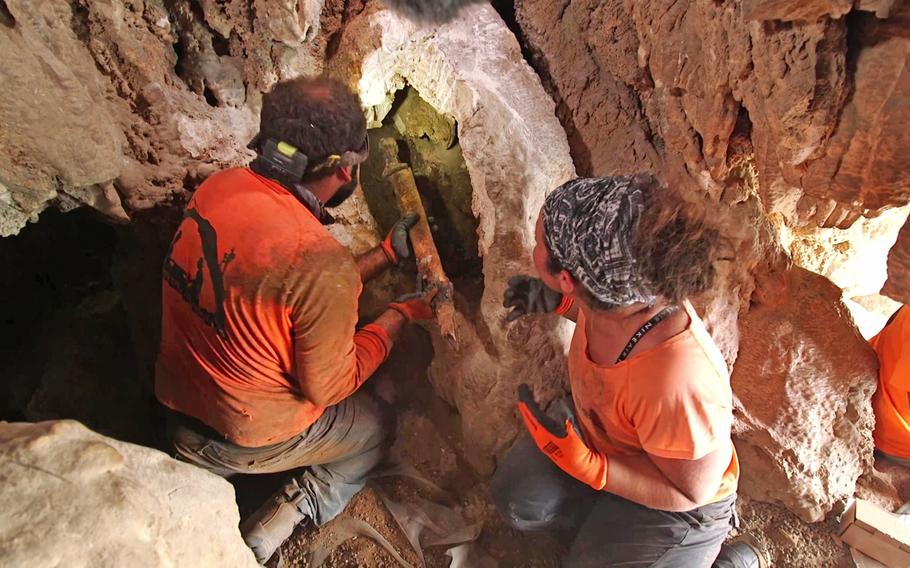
[517,384,608,490]
[389,287,438,322]
[503,276,572,322]
[381,214,420,265]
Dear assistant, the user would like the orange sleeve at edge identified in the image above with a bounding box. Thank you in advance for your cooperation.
[352,323,392,384]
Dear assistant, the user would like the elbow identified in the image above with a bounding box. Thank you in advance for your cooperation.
[673,482,718,511]
[683,488,715,509]
[304,390,343,409]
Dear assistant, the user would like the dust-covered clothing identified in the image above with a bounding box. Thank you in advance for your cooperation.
[871,307,910,459]
[568,301,739,503]
[155,167,390,448]
[492,400,744,567]
[166,390,386,526]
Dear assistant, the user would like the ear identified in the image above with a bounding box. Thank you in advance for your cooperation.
[336,166,353,183]
[557,270,576,295]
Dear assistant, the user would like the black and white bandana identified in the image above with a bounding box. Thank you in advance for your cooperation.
[543,176,656,306]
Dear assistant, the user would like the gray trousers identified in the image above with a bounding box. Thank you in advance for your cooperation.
[492,391,753,568]
[164,390,386,526]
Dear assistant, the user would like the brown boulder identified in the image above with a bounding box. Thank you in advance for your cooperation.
[732,262,878,522]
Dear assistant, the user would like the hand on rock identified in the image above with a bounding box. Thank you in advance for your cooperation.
[503,275,564,322]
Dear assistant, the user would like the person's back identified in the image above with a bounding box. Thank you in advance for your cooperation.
[871,307,910,463]
[156,166,360,447]
[154,76,438,564]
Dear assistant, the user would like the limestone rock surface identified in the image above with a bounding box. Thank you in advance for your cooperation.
[731,264,878,522]
[333,5,577,473]
[0,0,125,236]
[517,0,910,225]
[885,218,910,305]
[0,420,256,567]
[0,0,336,235]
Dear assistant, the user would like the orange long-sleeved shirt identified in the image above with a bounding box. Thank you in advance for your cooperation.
[155,167,390,447]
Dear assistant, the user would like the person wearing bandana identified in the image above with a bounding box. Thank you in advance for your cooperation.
[495,175,768,567]
[154,76,436,564]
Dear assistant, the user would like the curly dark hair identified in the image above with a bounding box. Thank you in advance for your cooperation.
[545,174,722,309]
[258,76,366,181]
[631,175,721,305]
[381,0,487,22]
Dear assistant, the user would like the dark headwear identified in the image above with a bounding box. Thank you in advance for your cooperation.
[542,176,657,306]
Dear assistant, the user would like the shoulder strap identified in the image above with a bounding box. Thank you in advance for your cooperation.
[615,305,679,364]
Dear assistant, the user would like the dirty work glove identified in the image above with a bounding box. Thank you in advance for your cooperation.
[389,287,439,322]
[503,276,573,322]
[517,384,608,490]
[381,214,420,265]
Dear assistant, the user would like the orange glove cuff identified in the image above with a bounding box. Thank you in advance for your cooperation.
[518,401,609,490]
[554,294,574,316]
[380,235,398,265]
[388,301,434,322]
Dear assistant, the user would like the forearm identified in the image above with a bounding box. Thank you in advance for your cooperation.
[370,308,409,344]
[604,452,704,512]
[355,246,393,283]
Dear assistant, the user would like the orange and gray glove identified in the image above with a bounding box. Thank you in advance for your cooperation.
[517,384,608,490]
[388,287,438,322]
[381,214,420,265]
[503,276,574,322]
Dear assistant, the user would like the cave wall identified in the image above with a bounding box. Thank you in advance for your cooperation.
[0,0,339,236]
[1,0,907,527]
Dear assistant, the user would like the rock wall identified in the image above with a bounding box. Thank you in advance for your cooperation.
[329,5,578,473]
[0,420,256,567]
[515,0,902,521]
[0,0,338,236]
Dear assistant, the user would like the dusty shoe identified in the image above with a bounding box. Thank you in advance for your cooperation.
[240,480,309,564]
[717,534,771,568]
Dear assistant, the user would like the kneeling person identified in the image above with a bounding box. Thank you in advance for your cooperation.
[155,76,434,563]
[495,176,763,567]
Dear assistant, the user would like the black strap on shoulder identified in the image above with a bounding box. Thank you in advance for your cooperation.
[615,305,679,364]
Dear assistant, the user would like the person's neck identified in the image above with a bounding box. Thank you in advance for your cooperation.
[581,297,688,365]
[584,300,671,336]
[301,177,338,204]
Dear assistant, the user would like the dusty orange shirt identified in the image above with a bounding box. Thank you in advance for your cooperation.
[871,307,910,458]
[155,167,391,447]
[568,302,739,503]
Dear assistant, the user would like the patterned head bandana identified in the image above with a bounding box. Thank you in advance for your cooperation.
[542,176,656,306]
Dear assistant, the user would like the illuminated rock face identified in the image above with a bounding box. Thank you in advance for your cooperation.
[730,264,878,522]
[0,420,257,567]
[331,5,578,473]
